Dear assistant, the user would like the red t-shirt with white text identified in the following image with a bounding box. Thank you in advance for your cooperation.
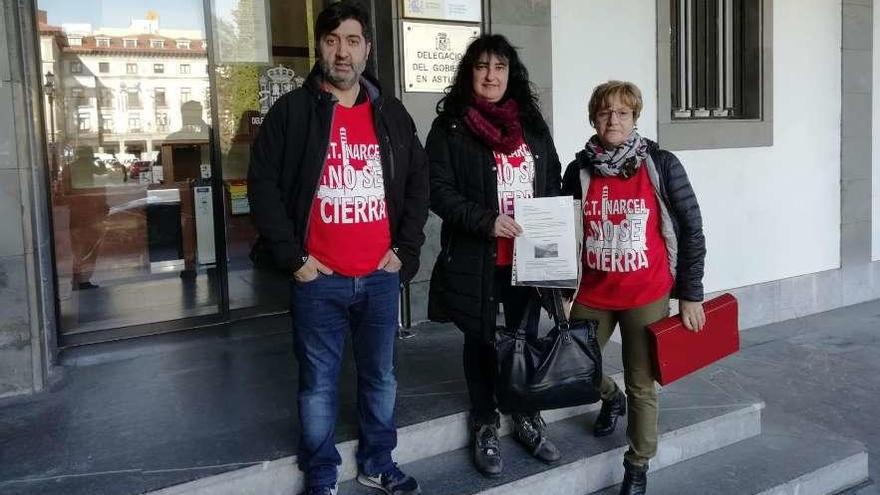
[306,100,391,276]
[495,139,535,266]
[576,165,673,309]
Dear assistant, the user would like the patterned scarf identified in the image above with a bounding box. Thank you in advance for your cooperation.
[463,98,523,154]
[583,131,649,178]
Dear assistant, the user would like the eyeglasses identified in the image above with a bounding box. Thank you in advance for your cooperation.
[596,109,634,122]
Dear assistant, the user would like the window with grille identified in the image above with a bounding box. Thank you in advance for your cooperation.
[671,0,762,120]
[96,37,110,48]
[657,0,772,150]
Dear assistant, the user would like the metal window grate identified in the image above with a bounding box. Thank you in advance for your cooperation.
[672,0,761,120]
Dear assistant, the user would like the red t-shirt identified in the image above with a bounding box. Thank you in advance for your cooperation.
[306,100,391,276]
[575,165,673,310]
[495,139,535,266]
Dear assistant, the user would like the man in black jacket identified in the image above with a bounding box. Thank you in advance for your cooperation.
[247,3,428,494]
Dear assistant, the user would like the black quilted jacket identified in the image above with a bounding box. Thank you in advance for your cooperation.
[426,114,563,342]
[561,139,706,302]
[247,65,429,283]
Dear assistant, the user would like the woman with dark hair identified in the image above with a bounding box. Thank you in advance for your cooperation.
[426,34,563,476]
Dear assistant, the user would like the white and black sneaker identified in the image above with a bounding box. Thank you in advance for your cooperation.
[357,464,421,495]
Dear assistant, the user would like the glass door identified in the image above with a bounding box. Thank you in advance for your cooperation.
[37,1,222,337]
[212,0,328,314]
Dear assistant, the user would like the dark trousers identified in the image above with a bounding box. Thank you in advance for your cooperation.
[463,266,533,426]
[291,270,400,488]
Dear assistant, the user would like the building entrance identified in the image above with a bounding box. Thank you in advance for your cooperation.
[35,0,333,344]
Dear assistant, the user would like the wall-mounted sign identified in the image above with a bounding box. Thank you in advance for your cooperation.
[402,22,480,93]
[403,0,482,22]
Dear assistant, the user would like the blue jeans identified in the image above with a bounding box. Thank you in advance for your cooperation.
[291,269,400,488]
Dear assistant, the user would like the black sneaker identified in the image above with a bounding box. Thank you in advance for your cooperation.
[473,422,503,476]
[357,464,420,495]
[299,485,337,495]
[511,412,561,463]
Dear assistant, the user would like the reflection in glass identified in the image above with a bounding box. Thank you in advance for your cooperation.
[214,0,325,312]
[37,1,220,336]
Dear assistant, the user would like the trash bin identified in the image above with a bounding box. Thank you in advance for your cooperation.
[146,188,184,273]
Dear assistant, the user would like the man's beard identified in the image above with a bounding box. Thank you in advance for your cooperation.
[320,57,366,91]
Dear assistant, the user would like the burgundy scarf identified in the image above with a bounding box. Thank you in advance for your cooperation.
[464,98,523,154]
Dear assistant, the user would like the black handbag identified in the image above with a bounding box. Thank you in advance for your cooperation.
[495,289,603,413]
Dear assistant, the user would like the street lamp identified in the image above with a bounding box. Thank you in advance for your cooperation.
[43,71,56,145]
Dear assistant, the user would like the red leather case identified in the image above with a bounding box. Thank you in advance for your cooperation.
[647,293,740,385]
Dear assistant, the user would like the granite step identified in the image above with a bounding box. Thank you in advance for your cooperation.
[592,411,868,495]
[145,374,626,495]
[340,374,764,495]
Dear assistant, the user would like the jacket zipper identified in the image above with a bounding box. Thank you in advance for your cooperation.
[373,100,398,251]
[302,99,337,255]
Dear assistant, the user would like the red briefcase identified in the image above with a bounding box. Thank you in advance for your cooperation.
[646,293,739,386]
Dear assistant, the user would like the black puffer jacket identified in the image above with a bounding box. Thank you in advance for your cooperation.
[427,114,562,343]
[561,139,705,302]
[247,65,429,283]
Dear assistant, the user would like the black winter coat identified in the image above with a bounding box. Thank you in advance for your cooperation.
[426,114,562,343]
[561,139,706,302]
[247,65,430,283]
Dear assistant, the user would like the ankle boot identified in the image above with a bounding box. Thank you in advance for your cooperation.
[594,389,627,437]
[472,422,503,476]
[619,459,648,495]
[511,412,561,463]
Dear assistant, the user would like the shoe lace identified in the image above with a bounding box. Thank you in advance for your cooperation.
[514,414,545,446]
[380,464,407,483]
[477,425,500,454]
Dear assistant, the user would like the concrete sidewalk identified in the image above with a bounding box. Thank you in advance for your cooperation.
[704,298,880,493]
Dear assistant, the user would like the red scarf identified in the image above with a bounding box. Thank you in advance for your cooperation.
[464,98,523,154]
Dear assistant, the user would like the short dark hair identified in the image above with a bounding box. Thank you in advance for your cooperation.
[315,1,373,47]
[436,34,545,133]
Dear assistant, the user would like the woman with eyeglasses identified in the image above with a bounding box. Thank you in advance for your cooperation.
[562,80,706,495]
[426,34,563,477]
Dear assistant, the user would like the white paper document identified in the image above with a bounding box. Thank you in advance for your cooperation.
[512,196,579,288]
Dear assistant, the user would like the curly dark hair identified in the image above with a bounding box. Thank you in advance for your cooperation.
[436,34,546,132]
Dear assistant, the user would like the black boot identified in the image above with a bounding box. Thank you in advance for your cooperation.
[594,389,627,437]
[619,459,648,495]
[472,421,503,476]
[511,412,561,463]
